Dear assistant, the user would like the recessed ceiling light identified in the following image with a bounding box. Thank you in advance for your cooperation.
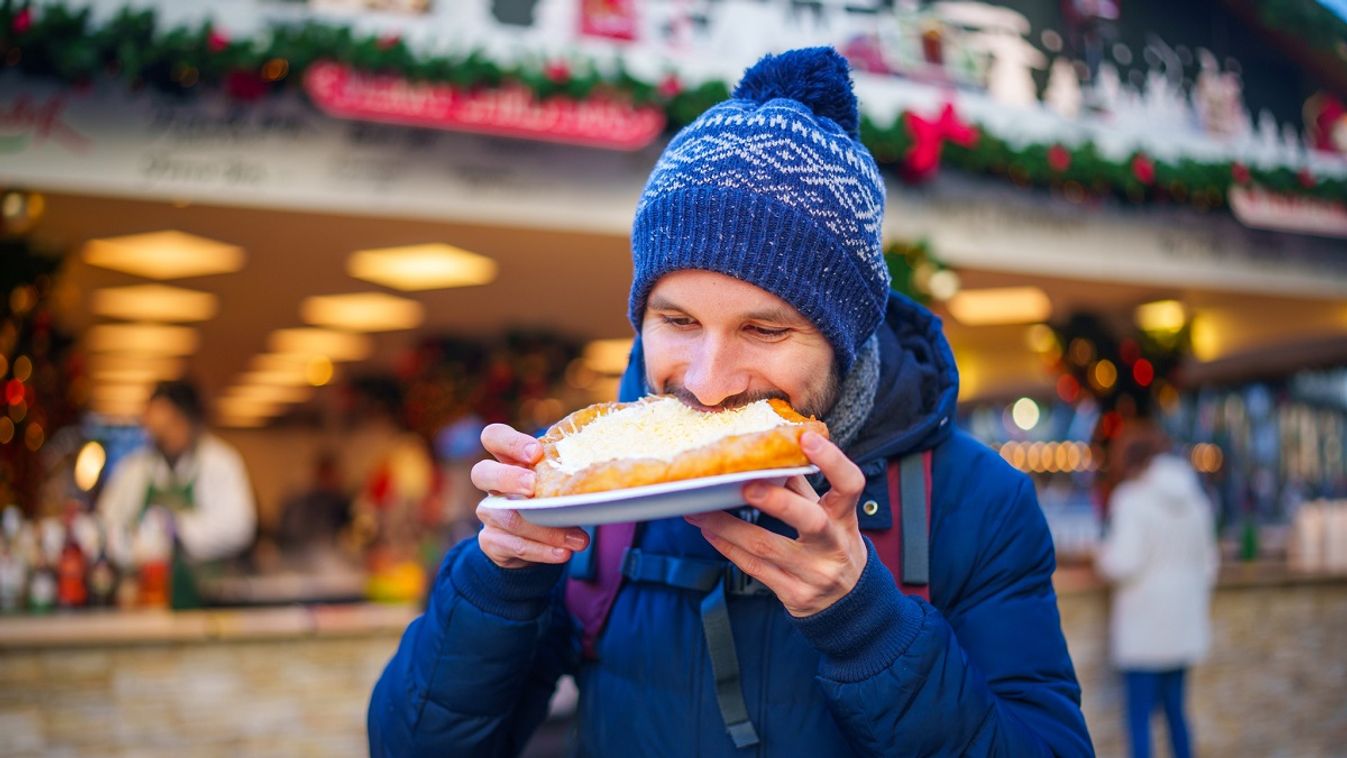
[91,284,219,322]
[235,369,309,388]
[86,323,199,355]
[90,382,154,404]
[223,383,312,405]
[216,395,282,419]
[267,328,371,362]
[83,230,245,279]
[251,353,335,387]
[301,292,424,332]
[89,355,185,382]
[348,244,497,291]
[946,287,1053,326]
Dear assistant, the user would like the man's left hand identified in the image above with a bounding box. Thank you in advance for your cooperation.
[684,431,868,617]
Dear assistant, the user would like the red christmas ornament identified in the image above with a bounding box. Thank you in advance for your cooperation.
[1230,162,1251,185]
[1048,144,1071,173]
[12,7,32,34]
[901,103,978,183]
[1132,359,1155,388]
[206,28,230,54]
[377,34,402,51]
[1130,153,1155,185]
[544,60,571,85]
[1298,168,1316,189]
[657,73,683,99]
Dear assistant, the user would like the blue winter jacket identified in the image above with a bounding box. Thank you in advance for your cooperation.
[368,292,1093,756]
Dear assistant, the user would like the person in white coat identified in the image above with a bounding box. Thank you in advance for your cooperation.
[1097,431,1219,758]
[98,380,257,609]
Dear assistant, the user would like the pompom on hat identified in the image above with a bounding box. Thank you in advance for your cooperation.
[629,47,890,373]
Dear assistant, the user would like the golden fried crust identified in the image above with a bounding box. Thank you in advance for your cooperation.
[533,396,829,497]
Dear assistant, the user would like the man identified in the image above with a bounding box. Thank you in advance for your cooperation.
[98,380,257,608]
[369,48,1092,756]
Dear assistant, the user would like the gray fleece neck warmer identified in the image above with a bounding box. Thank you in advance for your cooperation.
[822,333,880,455]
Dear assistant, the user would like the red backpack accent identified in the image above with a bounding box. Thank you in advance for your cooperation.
[565,451,933,658]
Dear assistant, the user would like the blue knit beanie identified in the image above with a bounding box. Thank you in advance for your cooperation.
[629,47,890,373]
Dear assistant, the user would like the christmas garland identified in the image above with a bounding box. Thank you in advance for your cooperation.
[2,1,1344,209]
[1256,0,1347,57]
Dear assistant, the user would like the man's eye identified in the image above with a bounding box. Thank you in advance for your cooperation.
[662,315,697,328]
[747,325,789,339]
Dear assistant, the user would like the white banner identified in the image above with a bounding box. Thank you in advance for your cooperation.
[0,74,652,233]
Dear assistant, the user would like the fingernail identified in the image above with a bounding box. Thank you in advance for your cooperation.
[684,514,703,524]
[745,483,765,499]
[522,472,537,492]
[802,433,822,452]
[552,547,569,560]
[525,442,542,460]
[565,533,587,550]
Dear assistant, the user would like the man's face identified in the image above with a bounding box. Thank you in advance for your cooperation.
[641,270,839,417]
[142,397,195,459]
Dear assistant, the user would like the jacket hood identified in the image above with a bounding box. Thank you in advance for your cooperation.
[1140,454,1205,510]
[617,290,959,465]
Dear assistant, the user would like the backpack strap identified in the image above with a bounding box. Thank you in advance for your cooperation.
[864,451,933,601]
[564,521,636,659]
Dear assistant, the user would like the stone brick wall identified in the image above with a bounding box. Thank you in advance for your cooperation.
[2,578,1344,757]
[0,633,396,757]
[1060,578,1347,757]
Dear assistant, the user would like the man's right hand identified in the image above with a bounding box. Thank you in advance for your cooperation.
[471,423,590,569]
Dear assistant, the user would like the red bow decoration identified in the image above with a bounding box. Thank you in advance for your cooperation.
[901,103,978,183]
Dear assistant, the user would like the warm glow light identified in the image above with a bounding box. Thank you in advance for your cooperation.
[1025,324,1057,354]
[87,324,199,356]
[216,395,282,419]
[1135,300,1187,334]
[1011,397,1041,431]
[89,355,184,382]
[927,269,961,301]
[946,287,1052,326]
[252,353,335,388]
[83,230,245,279]
[237,369,308,387]
[91,284,218,323]
[268,328,371,362]
[306,356,334,387]
[584,338,635,375]
[301,292,425,332]
[348,244,497,291]
[74,441,107,491]
[1189,314,1221,362]
[89,395,148,419]
[1091,359,1118,391]
[224,383,312,405]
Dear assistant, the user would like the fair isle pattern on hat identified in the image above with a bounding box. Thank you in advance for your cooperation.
[628,48,890,373]
[635,99,888,286]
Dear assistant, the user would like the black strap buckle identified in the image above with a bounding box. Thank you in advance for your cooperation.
[725,564,772,597]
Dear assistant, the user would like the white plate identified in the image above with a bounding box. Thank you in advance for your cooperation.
[479,466,819,527]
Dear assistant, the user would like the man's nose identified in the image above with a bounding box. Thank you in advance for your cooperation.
[682,336,749,408]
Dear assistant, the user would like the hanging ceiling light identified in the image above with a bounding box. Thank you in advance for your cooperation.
[83,230,245,279]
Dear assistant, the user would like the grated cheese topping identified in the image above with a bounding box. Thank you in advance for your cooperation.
[551,397,792,474]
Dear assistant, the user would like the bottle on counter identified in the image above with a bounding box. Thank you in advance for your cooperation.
[27,519,63,614]
[0,506,26,613]
[86,525,118,608]
[56,529,88,610]
[134,507,173,609]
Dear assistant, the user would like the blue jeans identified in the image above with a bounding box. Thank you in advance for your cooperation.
[1123,669,1192,758]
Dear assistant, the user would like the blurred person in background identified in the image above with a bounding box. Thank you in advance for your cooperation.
[1097,427,1219,758]
[275,449,353,561]
[97,380,257,609]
